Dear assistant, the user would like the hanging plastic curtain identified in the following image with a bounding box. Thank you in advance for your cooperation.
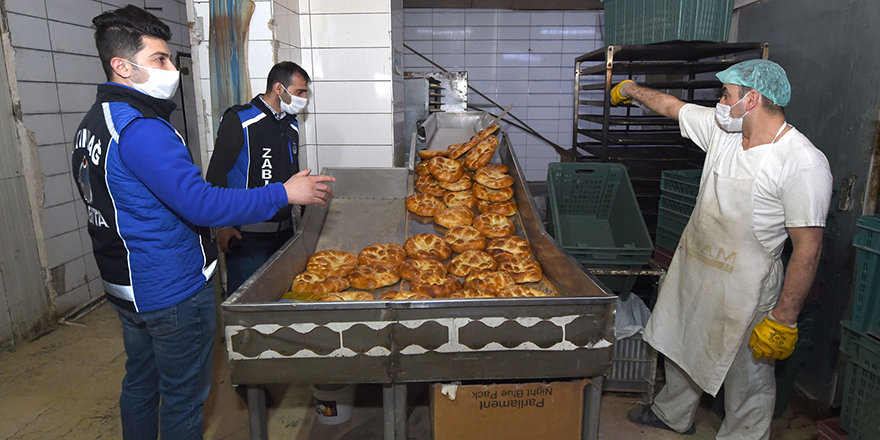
[209,0,255,135]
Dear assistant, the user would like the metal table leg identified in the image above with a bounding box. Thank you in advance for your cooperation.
[582,376,603,440]
[383,383,408,440]
[247,386,269,440]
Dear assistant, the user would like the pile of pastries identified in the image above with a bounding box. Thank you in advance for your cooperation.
[281,124,557,301]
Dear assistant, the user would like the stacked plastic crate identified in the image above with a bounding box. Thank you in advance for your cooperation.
[838,216,880,440]
[653,170,701,267]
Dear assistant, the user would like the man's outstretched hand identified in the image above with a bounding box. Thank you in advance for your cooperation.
[283,169,335,206]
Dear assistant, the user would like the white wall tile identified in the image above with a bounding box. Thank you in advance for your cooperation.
[466,67,496,80]
[465,11,497,26]
[311,48,391,81]
[249,1,274,41]
[247,40,276,80]
[496,80,527,94]
[498,26,530,40]
[496,52,530,67]
[465,26,497,40]
[60,112,87,148]
[498,12,530,27]
[87,277,104,299]
[144,0,183,25]
[317,145,393,168]
[404,11,432,27]
[432,11,464,27]
[48,21,99,56]
[464,40,496,54]
[63,256,88,292]
[529,67,561,81]
[55,283,90,316]
[307,13,391,48]
[84,252,100,280]
[432,27,465,41]
[249,77,267,97]
[45,0,102,26]
[530,12,564,26]
[404,40,431,54]
[497,67,529,80]
[309,0,390,13]
[529,53,563,67]
[528,80,563,94]
[14,48,55,83]
[58,83,98,113]
[529,40,562,54]
[38,144,69,176]
[498,40,528,54]
[5,0,47,18]
[52,53,104,84]
[7,13,52,51]
[314,113,393,145]
[530,26,564,40]
[564,11,599,27]
[17,82,60,114]
[432,54,465,69]
[312,81,392,114]
[563,26,599,40]
[24,114,65,146]
[193,2,210,35]
[432,40,464,54]
[41,202,78,239]
[404,26,432,41]
[403,53,431,69]
[45,229,82,267]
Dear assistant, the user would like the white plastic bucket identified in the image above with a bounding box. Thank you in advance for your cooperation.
[311,384,356,425]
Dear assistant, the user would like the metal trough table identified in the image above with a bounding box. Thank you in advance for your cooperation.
[221,113,617,440]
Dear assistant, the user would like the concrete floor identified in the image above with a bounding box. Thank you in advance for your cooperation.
[0,302,825,439]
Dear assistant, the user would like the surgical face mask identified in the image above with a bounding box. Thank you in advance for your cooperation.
[714,92,752,132]
[280,86,307,115]
[124,60,180,100]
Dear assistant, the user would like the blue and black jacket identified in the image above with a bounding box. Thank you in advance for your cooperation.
[205,96,299,224]
[71,83,288,312]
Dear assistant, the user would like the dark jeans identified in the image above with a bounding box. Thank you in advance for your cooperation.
[225,229,294,295]
[110,282,216,440]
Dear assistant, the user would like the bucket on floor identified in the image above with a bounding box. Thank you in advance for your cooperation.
[311,384,356,425]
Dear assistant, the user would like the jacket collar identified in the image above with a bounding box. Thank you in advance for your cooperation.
[252,95,298,124]
[98,82,177,119]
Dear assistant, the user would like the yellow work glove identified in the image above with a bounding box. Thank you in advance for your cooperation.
[749,312,798,360]
[610,79,635,106]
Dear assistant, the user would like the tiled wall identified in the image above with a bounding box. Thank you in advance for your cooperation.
[4,0,192,314]
[402,9,605,181]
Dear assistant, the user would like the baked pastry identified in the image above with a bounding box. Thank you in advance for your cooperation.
[347,264,401,290]
[443,190,478,209]
[473,184,514,202]
[448,288,496,298]
[447,250,497,277]
[306,250,358,278]
[418,149,450,159]
[477,124,500,139]
[464,136,499,170]
[358,243,406,269]
[498,257,543,283]
[486,236,532,262]
[464,270,515,294]
[448,135,481,159]
[428,157,465,182]
[410,272,462,298]
[404,233,452,260]
[405,193,446,217]
[444,225,487,253]
[379,290,432,300]
[485,163,509,173]
[397,258,447,281]
[414,174,447,197]
[433,205,475,229]
[477,199,517,216]
[415,160,431,176]
[473,213,515,238]
[497,285,554,297]
[438,174,472,191]
[320,291,376,301]
[474,166,514,189]
[291,272,350,296]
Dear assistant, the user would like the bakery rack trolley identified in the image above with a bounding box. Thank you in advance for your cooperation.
[221,112,617,440]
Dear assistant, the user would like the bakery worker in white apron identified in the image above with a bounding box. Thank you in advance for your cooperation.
[610,59,833,439]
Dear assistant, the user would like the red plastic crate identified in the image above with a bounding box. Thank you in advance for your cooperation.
[818,418,849,440]
[652,246,674,269]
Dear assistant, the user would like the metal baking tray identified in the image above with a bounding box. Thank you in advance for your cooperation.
[222,112,616,385]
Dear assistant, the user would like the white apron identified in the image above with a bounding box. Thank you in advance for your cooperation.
[644,127,787,396]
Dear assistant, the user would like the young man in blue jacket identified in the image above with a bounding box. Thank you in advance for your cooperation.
[206,61,311,296]
[71,6,334,440]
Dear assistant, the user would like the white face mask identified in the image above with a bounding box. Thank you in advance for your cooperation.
[714,92,752,132]
[124,59,180,100]
[279,86,307,115]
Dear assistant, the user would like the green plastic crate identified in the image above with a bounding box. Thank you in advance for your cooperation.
[547,163,653,268]
[839,321,880,440]
[659,195,695,216]
[655,227,682,252]
[852,216,880,339]
[660,169,702,201]
[603,0,735,46]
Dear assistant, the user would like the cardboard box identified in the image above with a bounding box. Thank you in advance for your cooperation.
[431,380,589,440]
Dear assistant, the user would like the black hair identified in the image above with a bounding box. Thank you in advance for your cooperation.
[92,5,172,80]
[266,61,311,93]
[739,85,784,115]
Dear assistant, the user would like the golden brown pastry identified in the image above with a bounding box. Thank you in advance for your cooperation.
[447,250,497,277]
[474,166,514,189]
[433,205,475,229]
[444,225,487,253]
[427,157,465,182]
[464,270,515,294]
[415,160,431,176]
[472,184,514,202]
[448,288,496,299]
[320,291,376,301]
[498,257,543,283]
[291,272,350,296]
[443,190,478,209]
[438,174,472,191]
[497,285,554,297]
[397,258,447,281]
[378,290,433,300]
[486,236,532,262]
[448,136,481,159]
[418,149,450,159]
[477,199,518,216]
[485,163,509,173]
[464,136,499,170]
[306,250,358,278]
[473,213,515,238]
[358,243,406,269]
[477,124,500,139]
[410,272,462,298]
[347,264,401,290]
[405,193,446,217]
[404,233,452,260]
[414,174,447,197]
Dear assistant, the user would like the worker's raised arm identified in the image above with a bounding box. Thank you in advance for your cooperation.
[610,79,687,120]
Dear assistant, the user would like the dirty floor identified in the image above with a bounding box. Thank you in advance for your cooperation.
[0,301,826,439]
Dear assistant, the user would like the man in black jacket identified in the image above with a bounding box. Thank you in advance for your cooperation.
[206,62,311,295]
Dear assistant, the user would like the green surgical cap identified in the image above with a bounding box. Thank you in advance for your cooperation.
[716,59,791,107]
